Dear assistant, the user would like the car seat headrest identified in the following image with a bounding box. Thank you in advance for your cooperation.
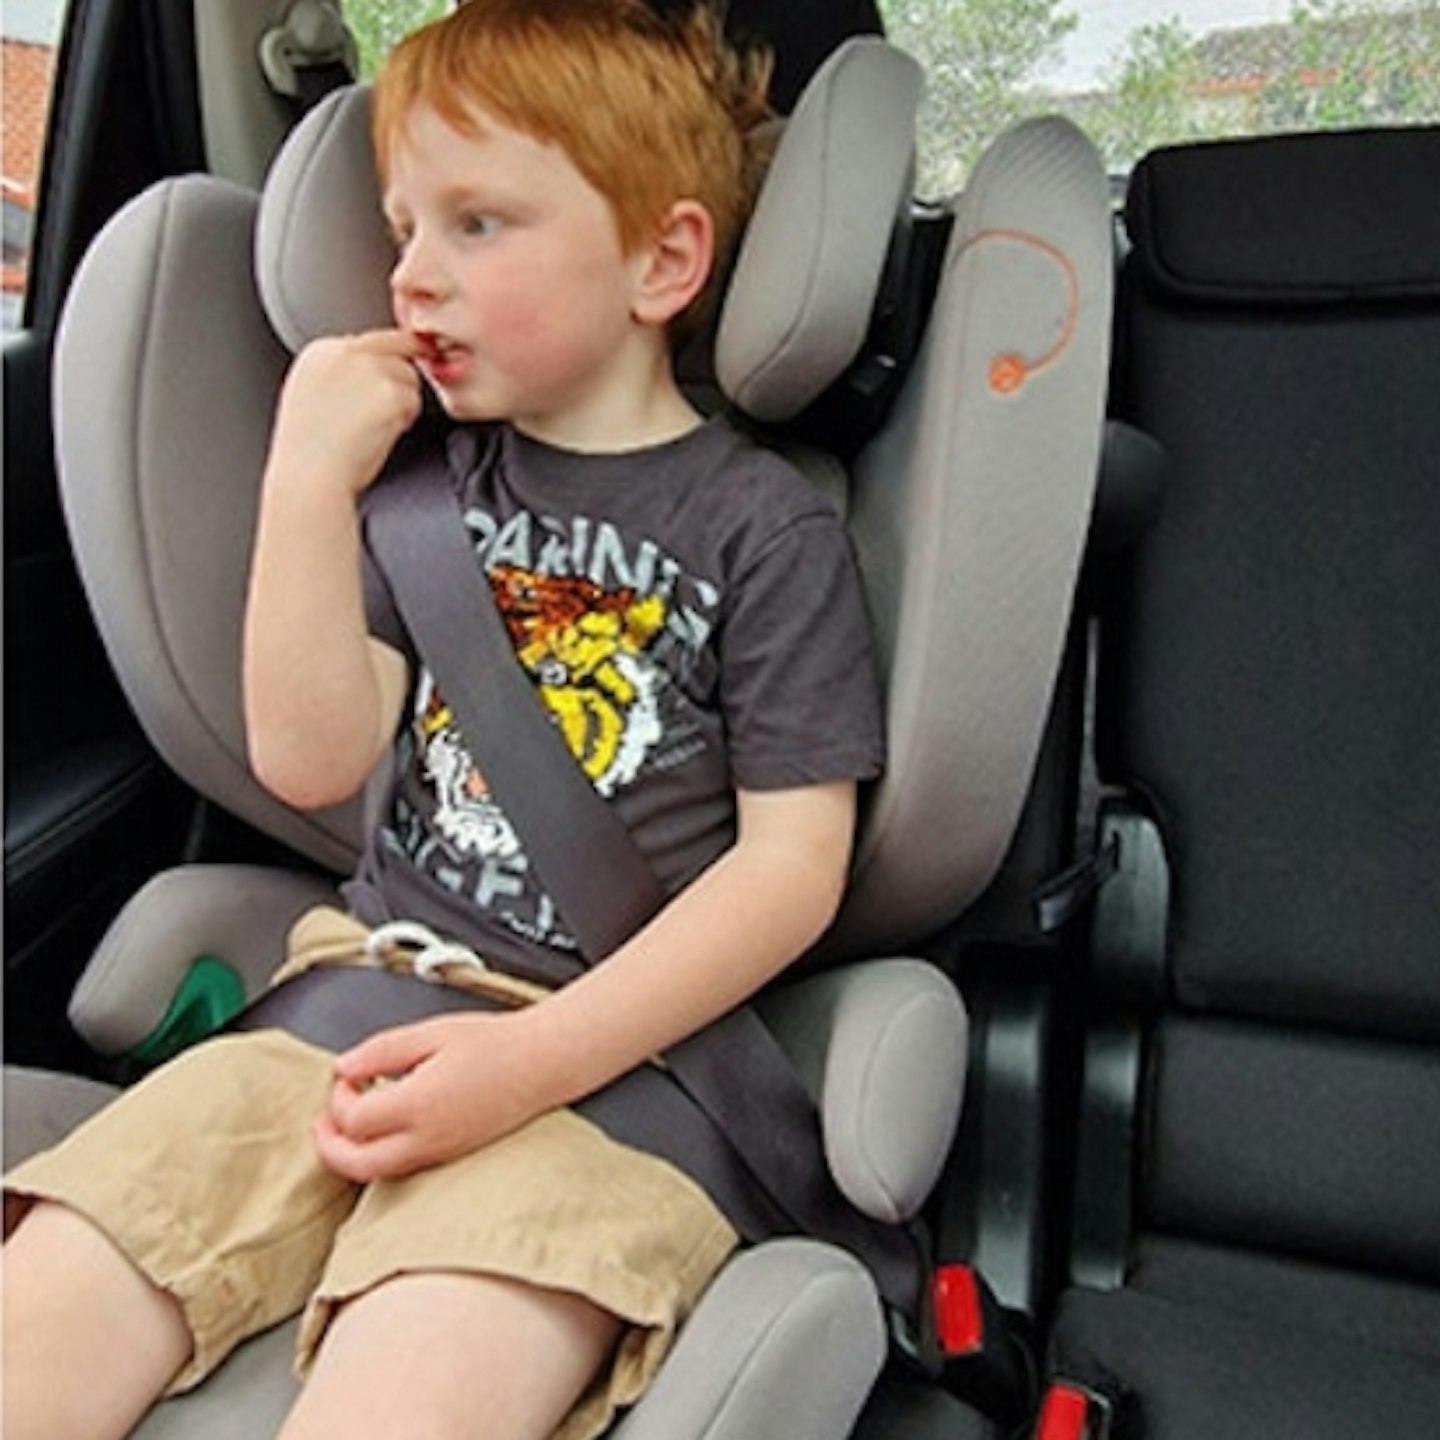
[256,85,393,351]
[256,37,921,421]
[1127,129,1440,307]
[715,38,921,422]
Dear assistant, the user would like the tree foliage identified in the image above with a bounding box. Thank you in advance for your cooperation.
[882,0,1078,191]
[1085,0,1440,171]
[1259,0,1440,130]
[882,0,1440,188]
[343,0,451,79]
[1085,20,1209,172]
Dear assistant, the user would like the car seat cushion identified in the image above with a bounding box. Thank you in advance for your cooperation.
[1050,1273,1440,1440]
[1143,1018,1440,1286]
[759,961,967,1223]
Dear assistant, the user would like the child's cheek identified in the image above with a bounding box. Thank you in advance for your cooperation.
[486,290,583,383]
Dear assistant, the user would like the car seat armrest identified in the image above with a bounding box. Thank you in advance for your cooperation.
[611,1239,885,1440]
[757,961,968,1223]
[69,864,341,1055]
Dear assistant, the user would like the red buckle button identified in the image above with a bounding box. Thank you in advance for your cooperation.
[932,1264,984,1356]
[1035,1380,1114,1440]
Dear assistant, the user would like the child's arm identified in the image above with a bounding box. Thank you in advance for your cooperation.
[313,781,855,1181]
[244,330,420,809]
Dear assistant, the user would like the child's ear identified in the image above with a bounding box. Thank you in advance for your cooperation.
[630,201,714,327]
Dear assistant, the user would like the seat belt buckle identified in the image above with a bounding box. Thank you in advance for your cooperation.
[1034,1377,1133,1440]
[930,1264,1033,1427]
[933,1263,991,1356]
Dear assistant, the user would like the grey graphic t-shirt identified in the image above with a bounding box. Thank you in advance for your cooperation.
[344,417,884,981]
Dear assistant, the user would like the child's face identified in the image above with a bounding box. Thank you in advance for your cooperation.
[383,103,652,442]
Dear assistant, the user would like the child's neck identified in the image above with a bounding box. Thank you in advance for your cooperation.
[510,353,703,456]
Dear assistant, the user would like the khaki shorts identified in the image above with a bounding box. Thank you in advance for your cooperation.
[5,910,738,1440]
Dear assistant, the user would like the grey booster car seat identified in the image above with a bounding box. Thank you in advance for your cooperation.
[4,38,1113,1440]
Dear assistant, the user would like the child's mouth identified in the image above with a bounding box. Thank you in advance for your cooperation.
[414,331,471,386]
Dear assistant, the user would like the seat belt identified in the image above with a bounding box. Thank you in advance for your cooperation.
[365,433,667,958]
[361,432,927,1320]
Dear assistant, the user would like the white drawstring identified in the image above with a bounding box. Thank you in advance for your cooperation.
[364,920,489,984]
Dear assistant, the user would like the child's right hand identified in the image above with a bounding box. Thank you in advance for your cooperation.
[267,329,424,498]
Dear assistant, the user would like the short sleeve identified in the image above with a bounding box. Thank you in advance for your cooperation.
[720,509,885,790]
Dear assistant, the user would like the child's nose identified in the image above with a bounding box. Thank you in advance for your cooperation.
[390,238,447,303]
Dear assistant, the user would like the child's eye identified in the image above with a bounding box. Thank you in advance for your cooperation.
[460,213,501,238]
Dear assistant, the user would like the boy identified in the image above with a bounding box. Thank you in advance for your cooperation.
[4,3,885,1438]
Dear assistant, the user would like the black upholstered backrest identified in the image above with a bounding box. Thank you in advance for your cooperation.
[1098,128,1440,1276]
[1104,128,1440,1038]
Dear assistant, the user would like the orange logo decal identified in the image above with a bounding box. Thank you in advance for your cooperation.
[988,354,1029,394]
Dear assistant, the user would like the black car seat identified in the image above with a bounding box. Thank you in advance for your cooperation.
[3,40,1114,1440]
[1040,128,1440,1438]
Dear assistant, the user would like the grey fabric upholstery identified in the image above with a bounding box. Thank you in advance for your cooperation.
[609,1242,886,1440]
[715,39,923,420]
[759,960,967,1222]
[67,866,343,1054]
[53,178,366,874]
[3,1068,117,1170]
[832,116,1113,954]
[1053,1261,1440,1440]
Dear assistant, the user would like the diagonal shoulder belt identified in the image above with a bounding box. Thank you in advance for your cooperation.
[290,431,925,1317]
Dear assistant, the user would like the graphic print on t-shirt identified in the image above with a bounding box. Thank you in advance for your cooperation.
[491,565,667,796]
[382,503,720,953]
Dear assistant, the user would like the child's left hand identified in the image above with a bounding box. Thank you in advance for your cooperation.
[312,1012,551,1181]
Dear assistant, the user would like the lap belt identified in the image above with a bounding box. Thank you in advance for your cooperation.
[234,959,923,1316]
[237,434,926,1319]
[232,966,797,1245]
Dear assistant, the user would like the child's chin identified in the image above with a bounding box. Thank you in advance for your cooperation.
[425,382,492,424]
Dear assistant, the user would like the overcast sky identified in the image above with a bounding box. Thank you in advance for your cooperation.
[2,0,64,46]
[1040,0,1298,85]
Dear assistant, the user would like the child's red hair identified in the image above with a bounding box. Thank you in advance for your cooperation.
[373,0,772,288]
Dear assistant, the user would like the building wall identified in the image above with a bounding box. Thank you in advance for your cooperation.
[3,38,55,310]
[4,39,56,199]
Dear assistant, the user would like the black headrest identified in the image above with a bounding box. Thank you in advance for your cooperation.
[1125,127,1440,306]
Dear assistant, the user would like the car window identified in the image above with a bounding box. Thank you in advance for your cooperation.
[879,0,1440,194]
[2,0,66,330]
[341,0,451,78]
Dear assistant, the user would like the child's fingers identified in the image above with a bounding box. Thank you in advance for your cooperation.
[335,1022,434,1084]
[313,1113,421,1182]
[350,327,426,358]
[326,1074,413,1144]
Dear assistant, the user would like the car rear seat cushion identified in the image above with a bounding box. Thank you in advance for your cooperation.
[1051,126,1440,1440]
[1054,1258,1440,1440]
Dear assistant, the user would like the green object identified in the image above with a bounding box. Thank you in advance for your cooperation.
[128,957,248,1068]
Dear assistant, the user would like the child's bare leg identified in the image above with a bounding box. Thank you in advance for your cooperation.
[279,1271,621,1440]
[3,1200,192,1440]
